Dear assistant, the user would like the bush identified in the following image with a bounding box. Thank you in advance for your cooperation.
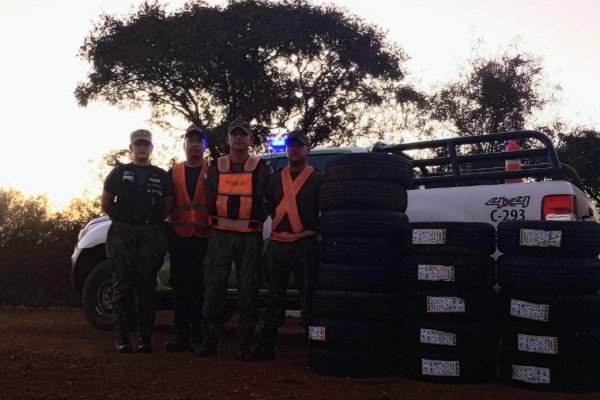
[0,188,101,306]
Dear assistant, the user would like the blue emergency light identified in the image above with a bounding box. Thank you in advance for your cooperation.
[268,138,286,152]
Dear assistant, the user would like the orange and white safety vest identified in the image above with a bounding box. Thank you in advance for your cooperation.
[170,161,209,237]
[271,165,317,243]
[210,155,263,233]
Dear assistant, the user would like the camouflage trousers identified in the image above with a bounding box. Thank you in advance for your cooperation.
[106,221,167,339]
[202,228,262,345]
[263,236,319,331]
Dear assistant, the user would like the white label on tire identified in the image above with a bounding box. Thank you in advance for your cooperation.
[420,328,457,346]
[417,264,455,282]
[308,326,326,341]
[422,359,460,377]
[509,299,549,322]
[412,229,447,245]
[517,334,558,354]
[519,229,563,248]
[426,296,466,313]
[512,365,551,384]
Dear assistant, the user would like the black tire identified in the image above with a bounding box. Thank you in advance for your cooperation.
[498,291,600,327]
[319,180,408,212]
[324,152,413,187]
[320,210,408,237]
[312,290,401,321]
[403,222,496,256]
[497,255,600,294]
[401,256,496,290]
[316,263,401,293]
[404,320,499,355]
[403,352,496,384]
[402,289,497,322]
[309,346,400,378]
[497,221,600,257]
[320,236,400,265]
[499,352,600,393]
[502,325,600,361]
[82,259,114,331]
[308,318,402,350]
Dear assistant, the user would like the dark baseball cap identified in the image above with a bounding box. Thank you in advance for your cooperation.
[285,130,309,146]
[184,126,208,142]
[227,119,252,136]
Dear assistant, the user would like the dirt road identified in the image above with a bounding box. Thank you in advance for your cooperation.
[0,307,596,400]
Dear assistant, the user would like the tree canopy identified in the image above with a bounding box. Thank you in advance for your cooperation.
[76,0,415,155]
[556,129,600,206]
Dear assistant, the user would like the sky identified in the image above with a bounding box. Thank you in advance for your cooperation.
[1,0,599,209]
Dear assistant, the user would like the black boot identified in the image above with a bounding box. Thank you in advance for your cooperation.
[116,336,132,353]
[165,336,189,352]
[194,336,218,357]
[137,336,153,353]
[246,328,276,362]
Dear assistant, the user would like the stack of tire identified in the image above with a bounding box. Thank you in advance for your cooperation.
[497,220,600,393]
[308,152,413,377]
[400,222,498,384]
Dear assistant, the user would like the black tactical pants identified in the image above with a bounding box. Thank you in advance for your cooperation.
[106,221,167,339]
[168,231,208,344]
[202,228,262,345]
[263,236,319,331]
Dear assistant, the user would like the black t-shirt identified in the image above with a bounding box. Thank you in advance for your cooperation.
[168,165,202,200]
[266,167,324,233]
[104,163,173,224]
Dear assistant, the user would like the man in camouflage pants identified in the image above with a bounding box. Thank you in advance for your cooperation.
[102,129,173,353]
[195,119,270,360]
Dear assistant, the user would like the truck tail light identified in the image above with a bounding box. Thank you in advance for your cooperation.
[542,195,577,220]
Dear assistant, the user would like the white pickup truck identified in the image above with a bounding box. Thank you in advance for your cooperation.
[71,131,598,329]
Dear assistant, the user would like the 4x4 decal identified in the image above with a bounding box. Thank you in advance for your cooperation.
[485,196,530,209]
[485,196,531,222]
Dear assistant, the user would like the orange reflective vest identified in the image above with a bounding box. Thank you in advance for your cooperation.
[271,165,317,243]
[210,155,263,233]
[170,161,209,237]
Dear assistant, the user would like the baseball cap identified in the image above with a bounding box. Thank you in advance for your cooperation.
[184,126,208,142]
[227,119,252,136]
[285,130,309,146]
[130,129,152,144]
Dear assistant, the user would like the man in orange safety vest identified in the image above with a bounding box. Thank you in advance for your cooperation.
[247,129,324,361]
[165,126,209,352]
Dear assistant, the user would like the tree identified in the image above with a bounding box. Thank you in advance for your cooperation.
[76,0,415,156]
[556,130,600,206]
[425,49,560,154]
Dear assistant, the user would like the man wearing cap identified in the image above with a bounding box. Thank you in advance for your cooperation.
[102,129,173,353]
[164,126,210,352]
[247,129,323,361]
[195,119,271,359]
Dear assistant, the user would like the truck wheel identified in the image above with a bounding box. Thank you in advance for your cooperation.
[316,263,401,293]
[320,236,400,265]
[324,152,413,187]
[312,290,401,321]
[308,318,402,350]
[320,210,408,237]
[309,346,399,378]
[497,221,600,257]
[497,255,600,293]
[403,222,496,256]
[403,352,496,384]
[498,291,600,327]
[82,260,114,331]
[401,255,496,290]
[319,181,407,211]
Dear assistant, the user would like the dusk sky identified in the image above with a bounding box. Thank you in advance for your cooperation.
[1,0,598,208]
